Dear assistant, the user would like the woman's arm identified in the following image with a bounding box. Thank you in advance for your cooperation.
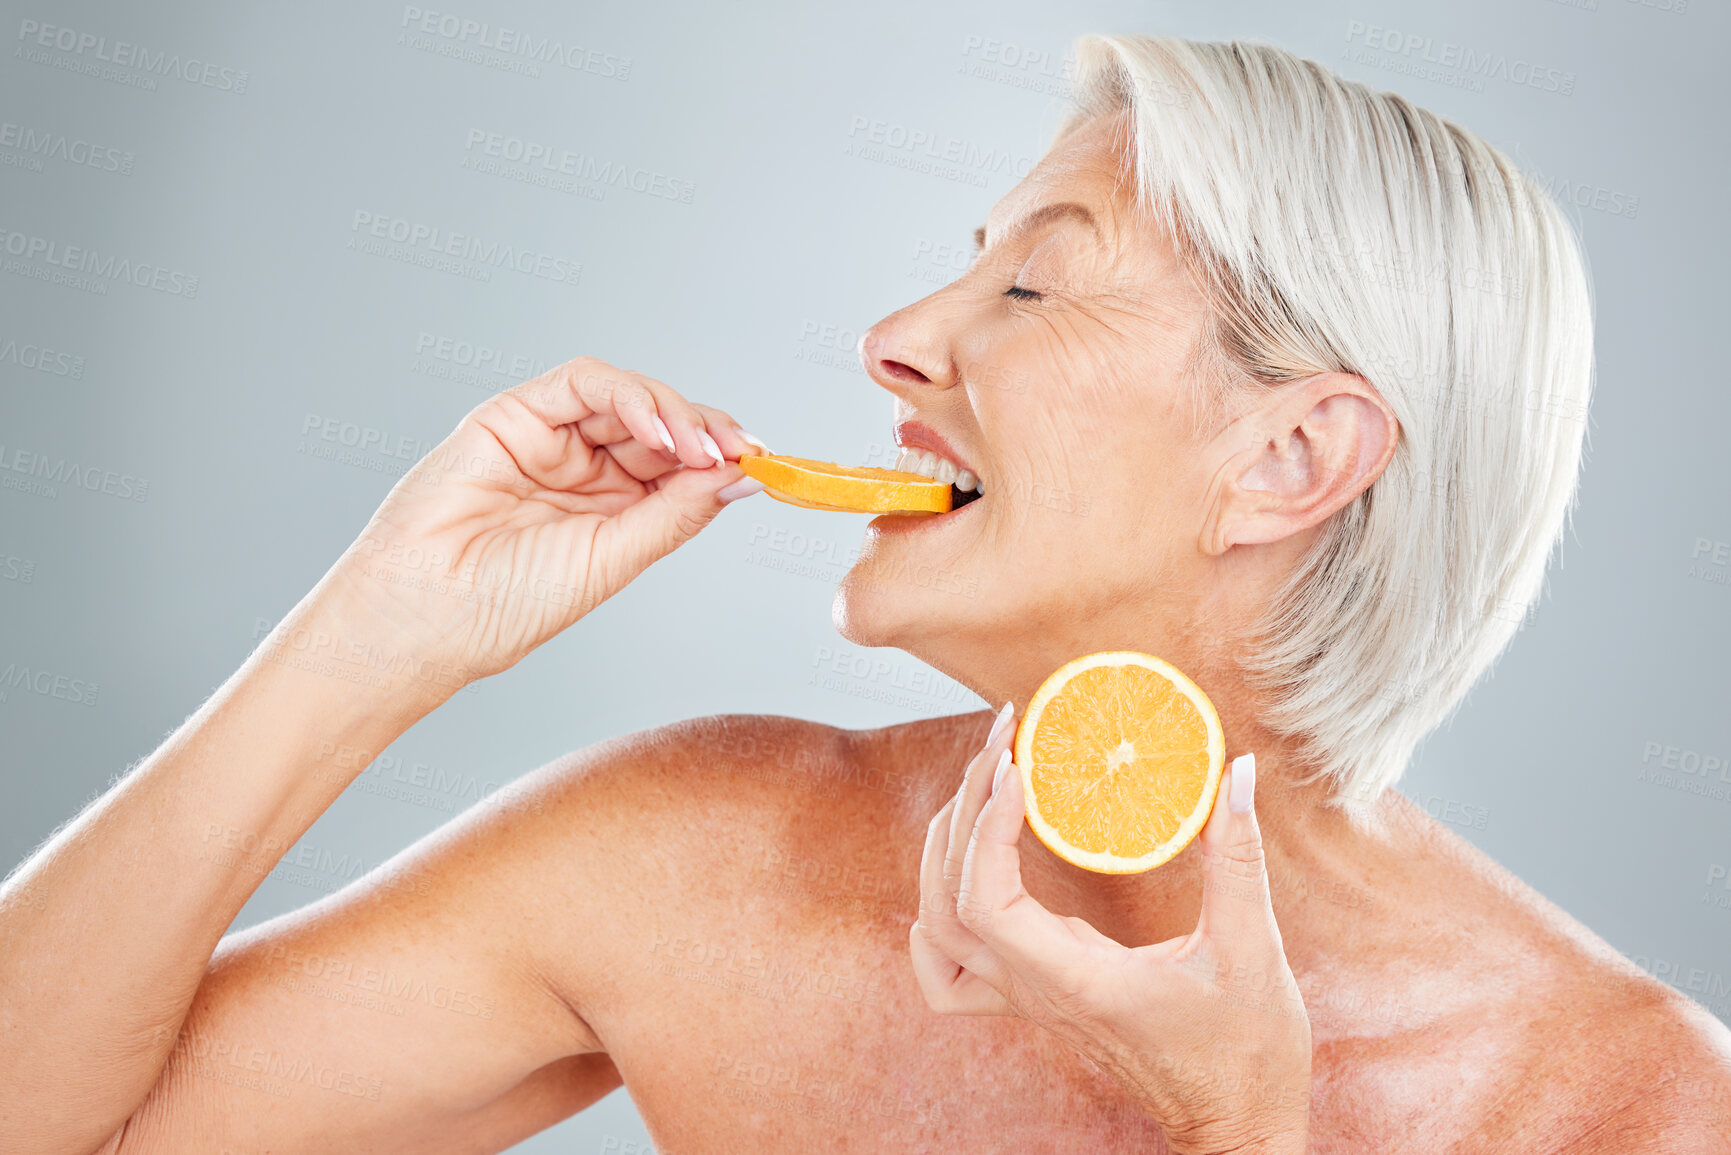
[0,592,458,1150]
[0,358,766,1154]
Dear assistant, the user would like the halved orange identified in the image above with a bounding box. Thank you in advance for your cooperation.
[1013,652,1226,874]
[738,454,951,515]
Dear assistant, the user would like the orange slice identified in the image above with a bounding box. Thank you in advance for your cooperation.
[738,454,951,515]
[1013,651,1226,874]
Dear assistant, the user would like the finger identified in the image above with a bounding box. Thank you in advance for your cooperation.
[611,369,719,470]
[577,410,729,487]
[604,437,683,484]
[584,456,751,601]
[501,359,759,486]
[953,750,1080,977]
[572,409,686,480]
[945,704,1017,905]
[907,920,1014,1015]
[919,796,957,913]
[457,359,667,495]
[1194,753,1284,952]
[510,357,667,455]
[916,793,1016,998]
[573,411,631,448]
[919,797,973,949]
[689,403,771,462]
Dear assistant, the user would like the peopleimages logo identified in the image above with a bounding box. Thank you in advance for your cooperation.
[462,129,695,203]
[0,662,99,707]
[300,413,433,457]
[1533,172,1639,220]
[844,116,1037,187]
[0,226,199,297]
[15,18,249,93]
[1343,21,1576,96]
[413,331,553,387]
[0,336,84,378]
[1636,739,1731,804]
[0,120,133,174]
[398,6,631,79]
[0,442,150,502]
[348,211,581,286]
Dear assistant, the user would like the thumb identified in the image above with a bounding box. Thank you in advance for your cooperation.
[587,463,761,595]
[1194,753,1283,950]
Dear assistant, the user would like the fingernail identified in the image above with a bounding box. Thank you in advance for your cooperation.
[717,478,766,503]
[1228,753,1256,814]
[652,415,677,455]
[698,428,726,467]
[990,748,1013,796]
[738,430,772,454]
[986,700,1014,746]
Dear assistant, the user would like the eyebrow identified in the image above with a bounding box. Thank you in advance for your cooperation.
[973,201,1102,254]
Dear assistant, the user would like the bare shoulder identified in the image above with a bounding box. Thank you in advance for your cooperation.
[1371,793,1731,1150]
[1537,950,1731,1150]
[1495,969,1731,1153]
[493,713,867,905]
[494,708,989,1000]
[519,708,991,835]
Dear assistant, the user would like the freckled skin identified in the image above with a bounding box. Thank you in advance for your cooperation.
[102,115,1730,1154]
[251,706,1716,1154]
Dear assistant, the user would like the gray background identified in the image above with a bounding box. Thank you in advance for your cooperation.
[1,0,1725,1150]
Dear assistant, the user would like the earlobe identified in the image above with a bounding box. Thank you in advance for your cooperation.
[1201,373,1398,555]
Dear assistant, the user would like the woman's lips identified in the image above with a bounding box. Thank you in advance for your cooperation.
[873,485,985,530]
[893,420,978,480]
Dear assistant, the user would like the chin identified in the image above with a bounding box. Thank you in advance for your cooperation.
[830,561,959,653]
[833,574,1016,719]
[830,569,902,650]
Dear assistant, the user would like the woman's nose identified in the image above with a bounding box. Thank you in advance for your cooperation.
[860,317,955,394]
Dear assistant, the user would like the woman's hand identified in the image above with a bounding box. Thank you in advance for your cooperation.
[316,356,767,683]
[910,705,1312,1155]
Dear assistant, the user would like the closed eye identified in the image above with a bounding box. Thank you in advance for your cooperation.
[1004,285,1042,301]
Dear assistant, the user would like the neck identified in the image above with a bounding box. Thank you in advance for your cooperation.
[907,635,1384,945]
[1015,739,1375,951]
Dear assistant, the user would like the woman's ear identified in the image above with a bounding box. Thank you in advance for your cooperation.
[1199,372,1399,556]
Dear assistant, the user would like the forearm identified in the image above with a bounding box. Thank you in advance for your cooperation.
[0,583,456,1153]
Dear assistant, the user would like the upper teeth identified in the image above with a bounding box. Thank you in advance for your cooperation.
[896,448,982,493]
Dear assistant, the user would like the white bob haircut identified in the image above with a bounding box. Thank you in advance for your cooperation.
[1055,36,1594,813]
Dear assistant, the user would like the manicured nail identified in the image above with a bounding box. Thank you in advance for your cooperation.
[717,478,766,503]
[990,748,1013,796]
[698,428,726,467]
[738,430,771,454]
[1228,753,1256,814]
[986,700,1014,746]
[651,415,677,455]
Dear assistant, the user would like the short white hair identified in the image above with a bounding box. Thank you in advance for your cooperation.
[1057,36,1594,815]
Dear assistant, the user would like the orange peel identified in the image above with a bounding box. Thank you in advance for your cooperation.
[738,454,951,515]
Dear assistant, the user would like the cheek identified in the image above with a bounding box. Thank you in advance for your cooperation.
[1008,318,1179,478]
[963,305,1199,523]
[1031,387,1199,555]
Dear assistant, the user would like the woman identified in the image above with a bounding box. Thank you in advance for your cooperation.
[3,33,1727,1155]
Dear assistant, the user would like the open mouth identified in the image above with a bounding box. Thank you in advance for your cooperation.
[893,448,984,515]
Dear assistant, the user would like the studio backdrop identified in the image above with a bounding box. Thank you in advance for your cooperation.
[1,0,1724,1150]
